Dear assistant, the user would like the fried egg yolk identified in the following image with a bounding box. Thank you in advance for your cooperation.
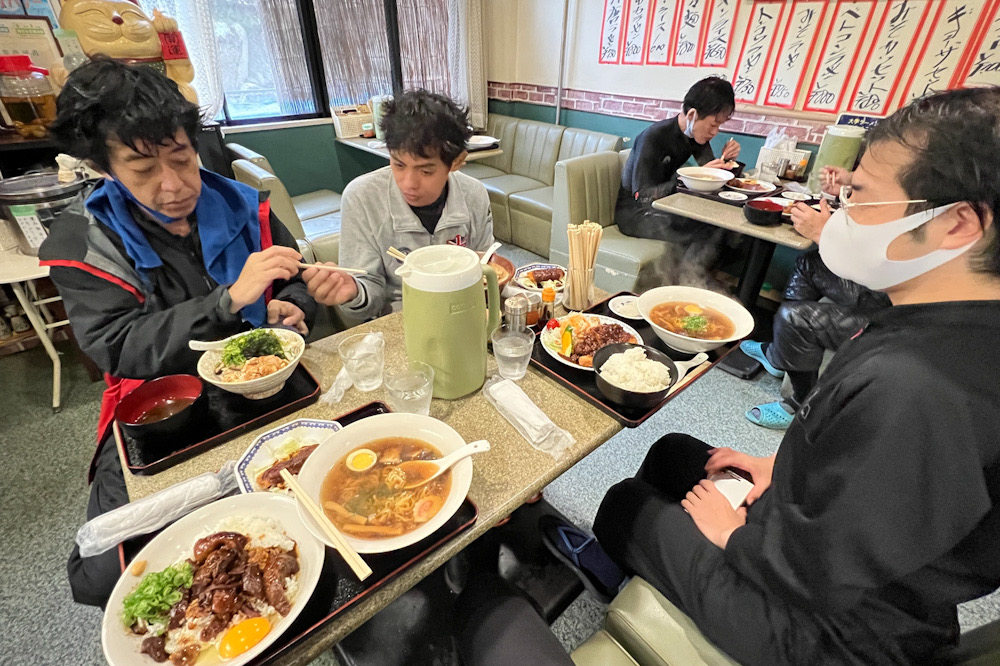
[219,617,270,659]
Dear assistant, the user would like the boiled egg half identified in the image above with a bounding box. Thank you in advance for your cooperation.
[218,616,270,659]
[346,448,377,472]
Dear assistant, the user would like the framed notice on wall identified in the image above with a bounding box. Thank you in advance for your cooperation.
[0,15,62,72]
[645,0,678,65]
[672,0,709,67]
[954,0,1000,88]
[623,0,652,65]
[732,0,787,105]
[802,1,879,114]
[764,0,829,108]
[700,0,741,68]
[599,0,627,64]
[901,0,989,104]
[847,0,937,116]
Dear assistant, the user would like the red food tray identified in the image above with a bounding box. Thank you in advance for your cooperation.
[117,401,479,664]
[118,365,322,475]
[529,292,735,427]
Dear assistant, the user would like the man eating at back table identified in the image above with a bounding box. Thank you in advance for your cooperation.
[302,90,494,317]
[456,87,1000,666]
[38,57,316,607]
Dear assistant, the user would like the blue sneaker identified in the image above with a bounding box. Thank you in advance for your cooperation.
[740,341,785,378]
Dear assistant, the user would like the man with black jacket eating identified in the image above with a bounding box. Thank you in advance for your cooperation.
[39,58,316,607]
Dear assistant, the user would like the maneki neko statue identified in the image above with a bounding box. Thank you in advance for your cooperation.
[54,0,197,104]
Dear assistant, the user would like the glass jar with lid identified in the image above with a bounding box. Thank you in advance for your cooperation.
[0,55,57,138]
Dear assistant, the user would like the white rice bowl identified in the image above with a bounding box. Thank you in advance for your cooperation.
[599,347,672,393]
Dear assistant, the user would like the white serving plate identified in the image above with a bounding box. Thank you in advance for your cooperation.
[539,313,643,371]
[236,418,342,494]
[466,135,499,150]
[102,493,324,666]
[726,179,777,195]
[513,262,567,292]
[608,295,644,320]
[718,191,748,201]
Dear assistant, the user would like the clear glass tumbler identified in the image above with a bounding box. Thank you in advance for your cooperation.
[338,333,385,391]
[384,360,435,415]
[491,328,535,381]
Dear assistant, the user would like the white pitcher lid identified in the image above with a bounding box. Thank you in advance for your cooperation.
[395,245,481,292]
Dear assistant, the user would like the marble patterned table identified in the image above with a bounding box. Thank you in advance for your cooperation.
[117,311,622,664]
[652,193,815,306]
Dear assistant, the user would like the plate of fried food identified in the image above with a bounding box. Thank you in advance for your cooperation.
[102,492,323,666]
[726,178,777,195]
[539,312,642,370]
[236,419,342,494]
[513,263,566,292]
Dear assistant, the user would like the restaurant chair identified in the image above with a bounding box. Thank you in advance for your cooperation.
[570,577,1000,666]
[551,150,672,294]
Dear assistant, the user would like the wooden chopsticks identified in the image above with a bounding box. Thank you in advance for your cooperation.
[296,262,367,275]
[280,469,372,580]
[386,246,407,262]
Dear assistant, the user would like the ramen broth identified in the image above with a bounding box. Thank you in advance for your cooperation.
[320,437,451,539]
[649,302,735,340]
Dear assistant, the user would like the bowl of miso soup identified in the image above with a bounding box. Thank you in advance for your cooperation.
[637,286,754,353]
[115,374,204,439]
[295,413,474,553]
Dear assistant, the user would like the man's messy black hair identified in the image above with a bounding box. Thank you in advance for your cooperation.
[682,76,735,119]
[382,89,472,165]
[49,56,201,173]
[868,86,1000,278]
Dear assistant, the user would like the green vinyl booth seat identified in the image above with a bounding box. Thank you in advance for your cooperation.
[461,114,622,257]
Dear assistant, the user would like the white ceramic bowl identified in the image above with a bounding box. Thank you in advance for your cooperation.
[676,166,734,192]
[637,286,755,353]
[294,413,474,554]
[197,328,305,400]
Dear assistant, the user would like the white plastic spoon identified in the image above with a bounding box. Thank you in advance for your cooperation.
[397,440,491,489]
[188,332,244,352]
[479,241,502,264]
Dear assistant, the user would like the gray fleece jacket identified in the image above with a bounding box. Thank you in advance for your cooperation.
[339,166,494,320]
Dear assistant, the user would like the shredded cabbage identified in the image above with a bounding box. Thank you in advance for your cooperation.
[121,561,193,630]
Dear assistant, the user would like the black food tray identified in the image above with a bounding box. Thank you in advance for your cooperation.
[118,401,479,665]
[677,183,785,206]
[530,292,732,427]
[119,365,322,475]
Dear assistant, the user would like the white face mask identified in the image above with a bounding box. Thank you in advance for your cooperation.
[818,203,978,290]
[683,110,696,139]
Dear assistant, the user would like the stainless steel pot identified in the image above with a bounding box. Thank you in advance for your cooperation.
[0,172,89,256]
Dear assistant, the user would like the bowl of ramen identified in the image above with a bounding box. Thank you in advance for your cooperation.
[479,252,514,292]
[294,413,474,553]
[197,328,305,400]
[637,286,754,353]
[115,375,204,440]
[676,166,734,192]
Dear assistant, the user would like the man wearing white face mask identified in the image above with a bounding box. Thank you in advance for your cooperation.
[587,88,1000,665]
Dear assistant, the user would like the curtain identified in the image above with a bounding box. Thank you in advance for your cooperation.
[314,0,394,106]
[399,0,450,95]
[447,0,487,129]
[259,0,316,115]
[139,0,225,119]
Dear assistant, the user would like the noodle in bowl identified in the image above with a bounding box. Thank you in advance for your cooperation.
[197,329,305,400]
[294,413,473,553]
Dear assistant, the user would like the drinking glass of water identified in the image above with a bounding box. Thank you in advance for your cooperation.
[338,333,385,391]
[385,361,435,415]
[491,328,535,381]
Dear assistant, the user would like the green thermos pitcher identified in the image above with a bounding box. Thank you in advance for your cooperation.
[397,245,501,399]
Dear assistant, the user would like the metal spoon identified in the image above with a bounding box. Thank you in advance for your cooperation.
[397,440,491,489]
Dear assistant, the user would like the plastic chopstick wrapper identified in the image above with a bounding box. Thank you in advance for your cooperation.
[75,461,238,557]
[320,331,384,404]
[482,375,574,458]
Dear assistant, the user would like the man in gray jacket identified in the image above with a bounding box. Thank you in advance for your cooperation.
[304,90,494,318]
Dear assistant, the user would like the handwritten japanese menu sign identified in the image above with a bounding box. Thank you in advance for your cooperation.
[901,1,986,103]
[673,0,706,66]
[803,1,878,113]
[623,0,652,65]
[957,1,1000,88]
[600,0,627,64]
[765,1,829,108]
[700,0,741,67]
[849,0,936,115]
[732,1,786,104]
[645,0,678,65]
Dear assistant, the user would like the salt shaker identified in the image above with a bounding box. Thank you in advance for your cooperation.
[503,295,529,333]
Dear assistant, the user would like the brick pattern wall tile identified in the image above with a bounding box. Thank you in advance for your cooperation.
[488,81,829,144]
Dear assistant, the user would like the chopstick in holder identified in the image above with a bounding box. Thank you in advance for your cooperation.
[280,469,372,581]
[297,262,367,275]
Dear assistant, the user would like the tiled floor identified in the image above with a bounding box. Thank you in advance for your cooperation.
[4,311,999,665]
